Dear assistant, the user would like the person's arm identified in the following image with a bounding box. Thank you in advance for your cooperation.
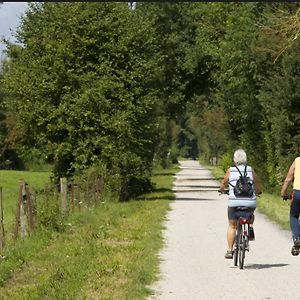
[252,169,262,194]
[281,160,295,197]
[219,168,230,193]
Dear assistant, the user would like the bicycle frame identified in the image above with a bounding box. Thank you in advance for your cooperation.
[239,218,250,239]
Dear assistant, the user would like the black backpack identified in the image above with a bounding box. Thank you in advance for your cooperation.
[230,165,254,198]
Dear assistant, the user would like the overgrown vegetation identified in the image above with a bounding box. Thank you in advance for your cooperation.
[0,165,177,299]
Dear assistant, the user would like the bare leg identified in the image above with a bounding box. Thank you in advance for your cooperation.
[227,219,237,251]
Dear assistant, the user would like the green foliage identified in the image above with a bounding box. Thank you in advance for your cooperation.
[219,153,232,173]
[169,143,179,164]
[154,118,174,168]
[259,38,300,185]
[1,2,300,195]
[35,189,65,232]
[185,3,300,189]
[188,105,229,161]
[176,117,198,159]
[137,3,197,118]
[2,3,162,199]
[206,3,268,164]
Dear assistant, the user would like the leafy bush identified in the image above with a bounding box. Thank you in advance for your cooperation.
[219,152,232,172]
[169,144,179,164]
[34,188,66,232]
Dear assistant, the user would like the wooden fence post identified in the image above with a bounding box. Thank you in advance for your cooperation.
[60,177,68,216]
[0,187,5,250]
[14,183,21,239]
[70,183,74,212]
[25,184,34,232]
[30,188,37,220]
[78,187,81,211]
[95,176,104,205]
[14,180,28,239]
[14,181,35,240]
[99,176,104,201]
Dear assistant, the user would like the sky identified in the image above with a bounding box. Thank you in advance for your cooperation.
[0,2,136,58]
[0,2,28,57]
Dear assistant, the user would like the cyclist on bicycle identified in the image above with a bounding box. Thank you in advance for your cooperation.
[219,149,262,259]
[281,157,300,256]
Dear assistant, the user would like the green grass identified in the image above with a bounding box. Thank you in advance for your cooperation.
[256,193,290,230]
[0,170,51,242]
[0,165,178,300]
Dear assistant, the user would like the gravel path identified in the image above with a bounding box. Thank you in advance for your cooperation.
[149,160,300,300]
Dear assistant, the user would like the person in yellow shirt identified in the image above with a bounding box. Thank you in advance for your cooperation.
[281,157,300,256]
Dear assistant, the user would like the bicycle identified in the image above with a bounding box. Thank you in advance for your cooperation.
[219,189,256,269]
[233,207,253,269]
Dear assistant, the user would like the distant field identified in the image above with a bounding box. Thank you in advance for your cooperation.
[0,170,51,239]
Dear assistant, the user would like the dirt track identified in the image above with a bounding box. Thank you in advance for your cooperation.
[149,160,300,300]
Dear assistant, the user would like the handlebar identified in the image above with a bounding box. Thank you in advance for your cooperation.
[218,189,229,195]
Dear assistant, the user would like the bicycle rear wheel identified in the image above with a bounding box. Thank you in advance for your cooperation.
[238,227,246,269]
[233,225,240,267]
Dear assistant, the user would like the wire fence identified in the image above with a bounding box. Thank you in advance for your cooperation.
[0,176,105,251]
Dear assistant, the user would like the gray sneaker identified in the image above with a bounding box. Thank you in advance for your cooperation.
[291,238,300,256]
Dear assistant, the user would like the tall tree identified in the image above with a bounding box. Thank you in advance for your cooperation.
[257,4,300,186]
[2,3,161,197]
[135,3,214,163]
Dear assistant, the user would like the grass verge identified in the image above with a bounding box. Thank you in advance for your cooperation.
[0,165,178,300]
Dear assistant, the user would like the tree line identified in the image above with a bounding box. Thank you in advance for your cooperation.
[0,3,299,198]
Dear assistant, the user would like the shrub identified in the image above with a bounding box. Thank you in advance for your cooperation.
[219,152,232,172]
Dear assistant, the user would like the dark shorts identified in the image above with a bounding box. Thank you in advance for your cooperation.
[228,206,256,220]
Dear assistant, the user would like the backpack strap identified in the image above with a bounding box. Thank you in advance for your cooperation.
[228,165,244,188]
[243,165,247,177]
[234,164,244,177]
[229,182,234,187]
[243,165,254,184]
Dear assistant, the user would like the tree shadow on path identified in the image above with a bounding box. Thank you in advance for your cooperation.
[174,197,219,201]
[244,263,289,270]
